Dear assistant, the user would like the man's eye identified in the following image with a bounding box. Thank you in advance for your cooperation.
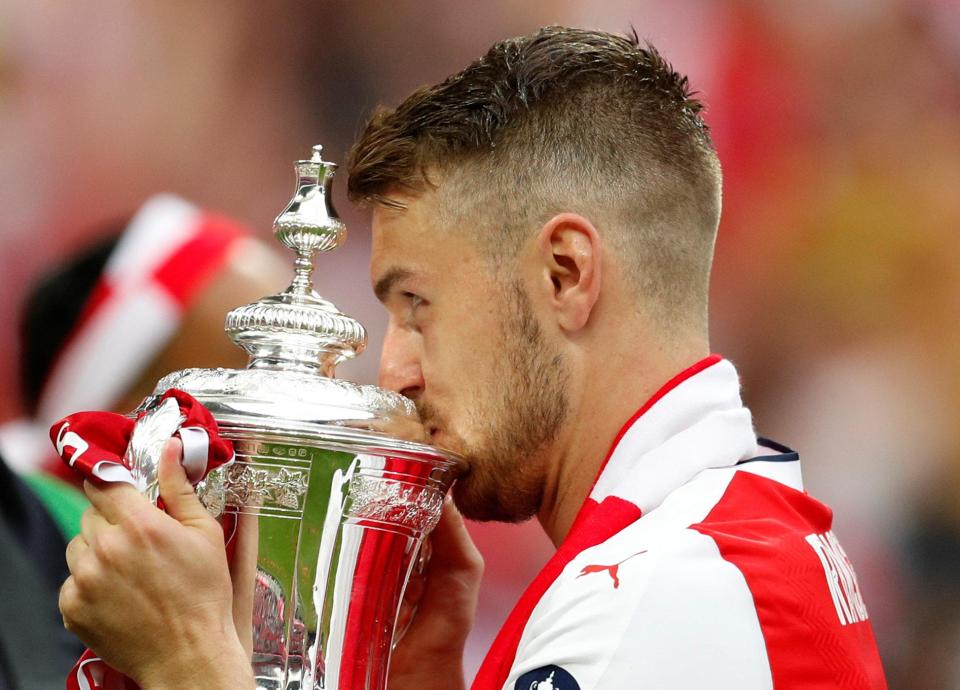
[403,292,424,310]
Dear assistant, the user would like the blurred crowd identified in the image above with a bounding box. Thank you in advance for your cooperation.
[1,1,958,687]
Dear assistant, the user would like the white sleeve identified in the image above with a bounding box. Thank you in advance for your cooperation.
[503,529,773,690]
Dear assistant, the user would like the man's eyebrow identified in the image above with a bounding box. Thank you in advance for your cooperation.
[374,267,413,302]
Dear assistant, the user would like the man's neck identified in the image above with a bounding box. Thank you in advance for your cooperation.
[536,342,710,546]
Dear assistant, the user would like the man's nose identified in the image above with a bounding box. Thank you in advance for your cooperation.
[378,324,424,399]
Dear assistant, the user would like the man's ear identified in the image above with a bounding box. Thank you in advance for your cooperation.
[534,213,602,332]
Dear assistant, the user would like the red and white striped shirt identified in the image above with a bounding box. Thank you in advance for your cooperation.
[473,355,887,690]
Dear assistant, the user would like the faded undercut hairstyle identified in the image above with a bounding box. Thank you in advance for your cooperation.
[347,26,722,334]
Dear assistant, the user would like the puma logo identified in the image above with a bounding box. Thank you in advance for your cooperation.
[576,550,647,589]
[55,422,89,467]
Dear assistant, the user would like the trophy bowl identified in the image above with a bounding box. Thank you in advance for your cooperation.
[128,146,461,690]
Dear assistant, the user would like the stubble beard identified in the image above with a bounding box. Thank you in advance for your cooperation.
[426,281,570,523]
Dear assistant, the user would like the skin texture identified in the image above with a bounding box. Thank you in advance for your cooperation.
[372,192,571,524]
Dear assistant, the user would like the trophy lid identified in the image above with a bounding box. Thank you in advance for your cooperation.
[226,145,364,375]
[144,146,436,455]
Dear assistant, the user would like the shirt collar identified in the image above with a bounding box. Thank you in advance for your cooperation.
[589,355,759,514]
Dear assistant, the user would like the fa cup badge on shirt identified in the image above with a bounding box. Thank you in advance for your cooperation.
[516,665,581,690]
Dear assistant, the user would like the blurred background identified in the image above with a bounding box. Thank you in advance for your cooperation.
[1,0,958,686]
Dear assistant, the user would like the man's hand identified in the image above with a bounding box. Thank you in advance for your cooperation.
[59,439,253,690]
[389,495,484,690]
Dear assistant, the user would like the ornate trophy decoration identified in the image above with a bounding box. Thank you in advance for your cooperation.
[128,146,459,690]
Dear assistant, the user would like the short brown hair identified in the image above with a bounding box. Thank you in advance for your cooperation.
[348,26,721,333]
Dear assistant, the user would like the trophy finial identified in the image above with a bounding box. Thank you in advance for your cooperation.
[273,145,345,258]
[224,145,365,375]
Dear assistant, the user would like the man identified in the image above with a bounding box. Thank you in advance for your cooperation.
[58,27,887,689]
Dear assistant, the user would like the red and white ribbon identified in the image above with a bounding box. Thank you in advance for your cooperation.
[50,389,234,488]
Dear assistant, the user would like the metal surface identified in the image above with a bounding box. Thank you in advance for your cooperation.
[226,145,366,376]
[125,396,184,502]
[129,146,459,690]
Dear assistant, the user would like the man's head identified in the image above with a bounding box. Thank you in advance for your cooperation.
[349,27,721,522]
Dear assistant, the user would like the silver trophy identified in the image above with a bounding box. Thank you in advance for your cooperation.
[127,146,459,690]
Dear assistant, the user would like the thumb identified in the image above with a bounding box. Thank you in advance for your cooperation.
[158,437,212,527]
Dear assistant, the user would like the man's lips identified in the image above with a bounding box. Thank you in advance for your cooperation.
[420,425,471,477]
[418,415,439,438]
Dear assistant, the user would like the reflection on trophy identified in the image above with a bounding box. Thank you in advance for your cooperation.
[126,146,460,690]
